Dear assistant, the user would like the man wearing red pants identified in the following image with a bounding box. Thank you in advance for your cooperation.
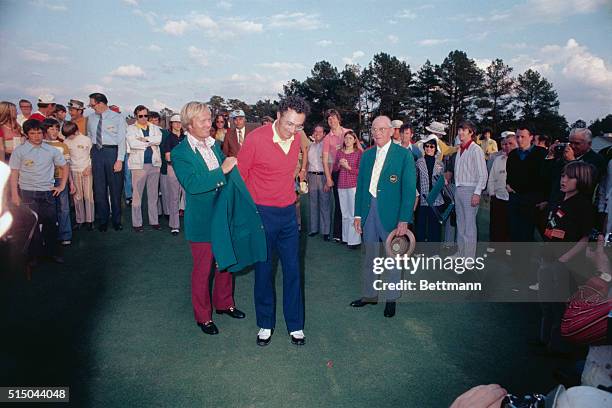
[171,101,245,335]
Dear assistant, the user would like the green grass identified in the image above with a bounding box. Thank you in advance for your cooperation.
[0,199,568,407]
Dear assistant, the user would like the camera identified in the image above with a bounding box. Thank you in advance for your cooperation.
[554,142,569,159]
[502,393,546,408]
[588,229,612,249]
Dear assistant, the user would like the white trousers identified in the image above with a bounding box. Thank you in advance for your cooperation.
[338,187,361,245]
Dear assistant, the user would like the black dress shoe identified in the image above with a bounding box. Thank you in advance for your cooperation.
[51,255,65,264]
[197,321,219,335]
[350,298,378,307]
[290,334,305,346]
[132,226,144,233]
[323,234,330,241]
[216,307,246,319]
[384,301,396,317]
[73,223,83,231]
[98,223,108,232]
[348,244,361,250]
[151,224,161,230]
[308,232,318,237]
[86,222,94,231]
[113,223,123,231]
[257,329,273,346]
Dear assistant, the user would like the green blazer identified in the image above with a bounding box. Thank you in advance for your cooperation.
[211,169,267,272]
[354,142,416,232]
[171,138,227,243]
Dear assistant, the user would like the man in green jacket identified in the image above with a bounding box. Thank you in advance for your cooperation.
[350,115,416,318]
[171,101,246,336]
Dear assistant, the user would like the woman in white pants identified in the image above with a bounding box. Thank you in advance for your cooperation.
[333,131,362,248]
[163,114,186,235]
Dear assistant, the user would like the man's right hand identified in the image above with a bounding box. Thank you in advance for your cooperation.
[11,194,21,207]
[323,178,334,192]
[221,157,238,174]
[354,218,362,234]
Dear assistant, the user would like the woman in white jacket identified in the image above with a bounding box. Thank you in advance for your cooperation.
[126,105,162,232]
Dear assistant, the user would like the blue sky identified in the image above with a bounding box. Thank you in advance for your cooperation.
[0,0,610,123]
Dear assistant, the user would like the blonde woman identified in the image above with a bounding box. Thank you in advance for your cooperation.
[0,101,23,162]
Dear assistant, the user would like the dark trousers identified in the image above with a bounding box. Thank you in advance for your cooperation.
[20,190,59,258]
[189,242,234,323]
[508,192,538,284]
[91,146,124,225]
[489,196,509,244]
[332,171,342,239]
[416,205,441,242]
[254,204,303,332]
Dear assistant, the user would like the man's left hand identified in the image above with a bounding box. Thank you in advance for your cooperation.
[396,222,408,236]
[471,194,480,207]
[52,184,66,197]
[113,160,123,173]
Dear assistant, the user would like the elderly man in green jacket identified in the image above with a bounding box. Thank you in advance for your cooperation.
[171,101,258,336]
[350,115,416,318]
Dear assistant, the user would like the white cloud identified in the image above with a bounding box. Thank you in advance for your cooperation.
[20,48,65,63]
[133,9,158,26]
[122,0,138,5]
[474,58,492,70]
[503,42,529,50]
[110,65,146,79]
[148,44,162,52]
[398,9,417,19]
[523,0,607,20]
[418,38,450,46]
[191,14,218,30]
[151,98,174,112]
[268,13,322,30]
[317,40,333,47]
[219,1,232,10]
[82,84,106,94]
[388,35,399,44]
[224,18,263,33]
[188,46,209,67]
[162,20,189,36]
[30,0,66,11]
[342,50,366,65]
[258,62,304,70]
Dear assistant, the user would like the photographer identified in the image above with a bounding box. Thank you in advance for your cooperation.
[541,128,605,212]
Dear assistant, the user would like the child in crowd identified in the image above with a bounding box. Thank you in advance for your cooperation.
[62,121,94,231]
[42,118,74,245]
[9,119,68,264]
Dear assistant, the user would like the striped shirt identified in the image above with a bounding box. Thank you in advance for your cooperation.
[454,141,487,195]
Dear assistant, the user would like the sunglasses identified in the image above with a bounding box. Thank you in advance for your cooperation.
[138,114,149,118]
[424,144,436,149]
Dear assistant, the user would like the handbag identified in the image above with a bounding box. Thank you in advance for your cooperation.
[561,276,612,345]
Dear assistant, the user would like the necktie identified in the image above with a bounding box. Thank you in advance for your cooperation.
[96,114,103,149]
[238,129,243,145]
[369,148,384,198]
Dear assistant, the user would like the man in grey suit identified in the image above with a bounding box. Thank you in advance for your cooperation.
[306,124,331,237]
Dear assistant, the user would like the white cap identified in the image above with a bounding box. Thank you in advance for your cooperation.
[37,94,55,104]
[170,114,181,122]
[391,120,403,129]
[230,109,245,118]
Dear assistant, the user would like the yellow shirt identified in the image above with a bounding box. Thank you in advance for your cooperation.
[44,139,70,178]
[272,120,294,154]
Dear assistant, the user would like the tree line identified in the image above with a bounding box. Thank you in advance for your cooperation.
[203,50,610,143]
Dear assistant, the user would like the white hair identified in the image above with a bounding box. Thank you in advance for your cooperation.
[569,127,592,142]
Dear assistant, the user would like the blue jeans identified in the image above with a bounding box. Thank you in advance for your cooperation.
[55,178,72,241]
[254,204,303,332]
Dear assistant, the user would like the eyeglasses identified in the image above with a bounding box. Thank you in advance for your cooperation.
[284,120,304,131]
[371,127,391,133]
[138,114,149,118]
[424,144,436,149]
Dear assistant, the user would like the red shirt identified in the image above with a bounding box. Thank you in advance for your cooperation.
[459,139,473,153]
[237,124,300,207]
[333,149,361,189]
